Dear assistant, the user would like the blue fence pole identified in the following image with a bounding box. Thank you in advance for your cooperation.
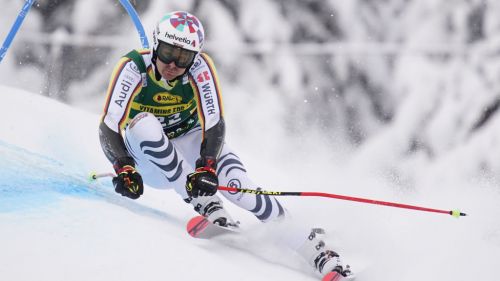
[0,0,35,63]
[118,0,149,49]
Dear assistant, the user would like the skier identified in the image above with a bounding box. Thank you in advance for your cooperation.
[98,11,351,279]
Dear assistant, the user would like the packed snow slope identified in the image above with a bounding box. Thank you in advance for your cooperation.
[0,84,499,281]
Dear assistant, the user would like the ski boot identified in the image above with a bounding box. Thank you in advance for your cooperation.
[297,228,353,279]
[187,195,237,227]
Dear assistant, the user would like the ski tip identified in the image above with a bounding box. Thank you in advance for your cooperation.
[322,271,346,281]
[186,215,241,239]
[186,215,210,238]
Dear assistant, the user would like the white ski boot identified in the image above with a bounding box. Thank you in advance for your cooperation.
[188,195,237,227]
[297,228,353,278]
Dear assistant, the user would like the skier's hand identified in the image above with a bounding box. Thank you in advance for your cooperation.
[113,160,143,199]
[186,167,218,198]
[186,157,218,198]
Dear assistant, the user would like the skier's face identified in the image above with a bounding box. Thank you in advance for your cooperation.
[156,59,186,81]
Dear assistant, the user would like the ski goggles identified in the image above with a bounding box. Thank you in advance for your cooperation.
[156,41,196,68]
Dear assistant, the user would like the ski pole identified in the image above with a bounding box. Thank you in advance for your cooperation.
[217,186,467,218]
[0,0,35,63]
[88,172,467,218]
[88,171,115,182]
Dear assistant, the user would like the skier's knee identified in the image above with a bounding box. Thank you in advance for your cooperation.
[128,112,161,131]
[126,112,164,140]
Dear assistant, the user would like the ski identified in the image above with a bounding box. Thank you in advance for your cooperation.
[322,271,347,281]
[322,270,356,281]
[186,215,240,239]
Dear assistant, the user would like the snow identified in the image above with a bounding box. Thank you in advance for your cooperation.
[1,84,499,281]
[0,85,307,281]
[1,1,500,280]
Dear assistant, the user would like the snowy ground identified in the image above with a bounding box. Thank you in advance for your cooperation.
[1,85,499,281]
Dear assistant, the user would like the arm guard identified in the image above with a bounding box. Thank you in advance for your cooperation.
[99,121,134,168]
[199,118,225,163]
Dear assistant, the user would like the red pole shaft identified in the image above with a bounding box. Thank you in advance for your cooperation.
[218,186,461,216]
[299,192,451,215]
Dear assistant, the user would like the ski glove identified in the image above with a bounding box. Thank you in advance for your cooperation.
[113,163,143,200]
[186,157,218,198]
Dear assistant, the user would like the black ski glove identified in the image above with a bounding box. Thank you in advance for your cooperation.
[186,157,218,198]
[112,158,143,199]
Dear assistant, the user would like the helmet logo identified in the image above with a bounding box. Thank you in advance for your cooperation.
[164,31,192,45]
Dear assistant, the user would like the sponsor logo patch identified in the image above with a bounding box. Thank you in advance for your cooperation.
[191,57,202,71]
[114,80,133,108]
[153,92,183,104]
[201,83,216,115]
[128,62,140,74]
[131,100,194,116]
[227,179,245,201]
